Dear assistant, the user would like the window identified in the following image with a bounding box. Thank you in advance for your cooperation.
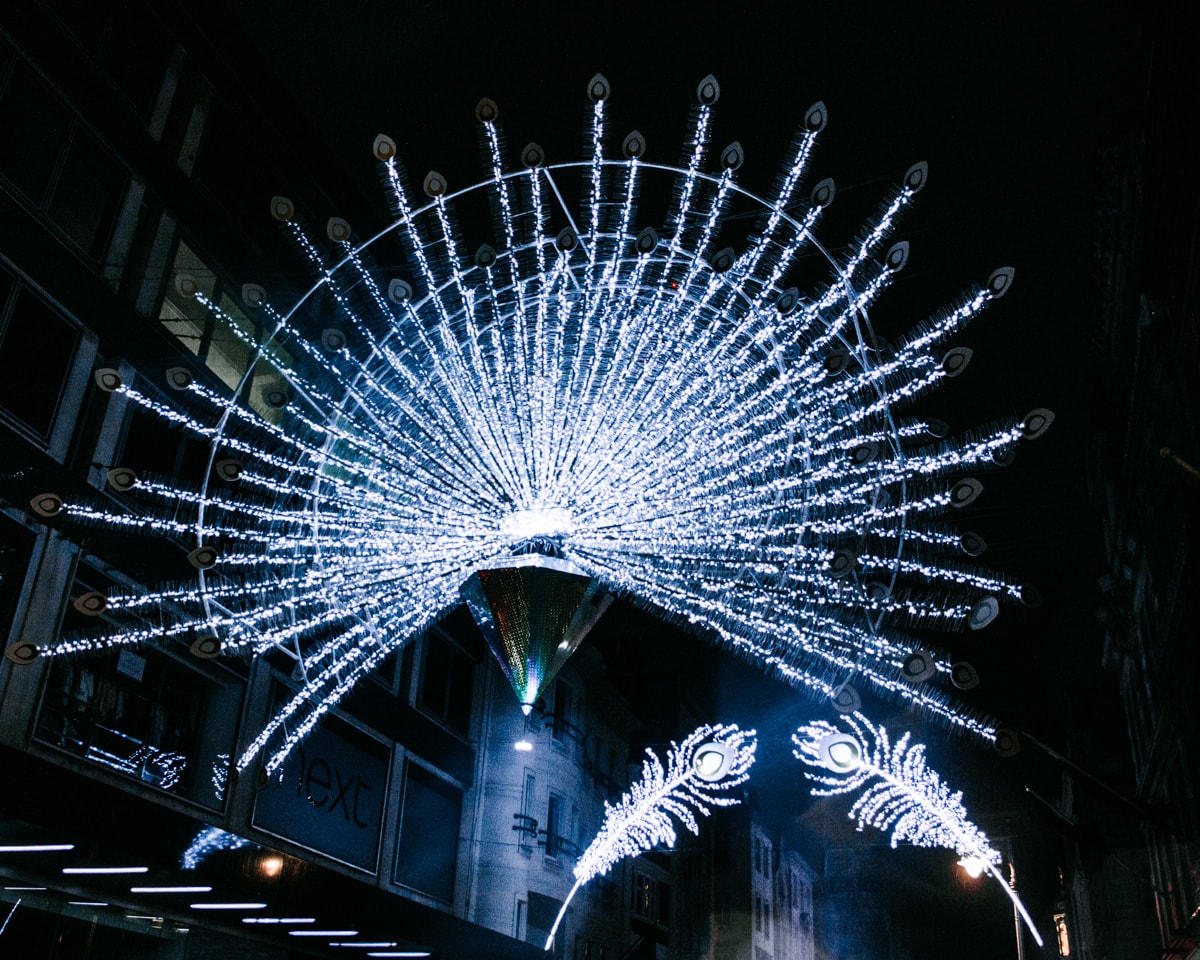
[369,649,399,691]
[192,104,289,260]
[631,871,658,922]
[418,631,474,736]
[394,761,462,903]
[52,0,173,123]
[0,516,35,651]
[158,239,294,420]
[33,619,242,810]
[0,273,82,443]
[1054,911,1071,957]
[753,833,773,876]
[46,132,127,262]
[0,58,72,206]
[519,771,537,853]
[545,793,564,859]
[550,678,574,744]
[526,891,564,957]
[581,941,608,960]
[0,58,127,264]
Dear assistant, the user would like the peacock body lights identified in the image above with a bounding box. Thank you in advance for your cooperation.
[11,74,1050,776]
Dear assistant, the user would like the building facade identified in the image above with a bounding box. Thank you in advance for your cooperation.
[1084,4,1200,958]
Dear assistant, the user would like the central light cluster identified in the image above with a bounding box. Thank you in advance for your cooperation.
[21,74,1050,776]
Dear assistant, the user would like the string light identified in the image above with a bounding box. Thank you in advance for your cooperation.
[545,723,756,949]
[20,75,1050,777]
[180,827,255,871]
[793,713,1043,945]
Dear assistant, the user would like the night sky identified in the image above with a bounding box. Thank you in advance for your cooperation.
[212,2,1149,955]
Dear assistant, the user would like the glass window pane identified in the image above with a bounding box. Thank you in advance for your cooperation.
[446,647,474,733]
[421,637,452,716]
[96,2,172,122]
[551,679,572,741]
[159,240,216,355]
[546,794,561,857]
[34,640,241,810]
[0,61,71,205]
[47,131,127,261]
[246,358,287,423]
[0,513,35,642]
[394,762,461,902]
[418,633,474,736]
[0,284,79,439]
[205,322,251,391]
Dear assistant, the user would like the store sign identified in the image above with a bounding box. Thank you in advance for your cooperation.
[253,721,388,870]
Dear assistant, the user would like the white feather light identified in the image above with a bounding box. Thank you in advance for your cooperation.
[545,723,756,949]
[794,713,1043,946]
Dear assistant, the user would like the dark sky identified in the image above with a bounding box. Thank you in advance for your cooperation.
[213,2,1149,955]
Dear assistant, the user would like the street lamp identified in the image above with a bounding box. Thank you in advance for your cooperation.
[957,855,986,879]
[958,847,1031,960]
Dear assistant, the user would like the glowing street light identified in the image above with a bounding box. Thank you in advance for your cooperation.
[957,855,987,879]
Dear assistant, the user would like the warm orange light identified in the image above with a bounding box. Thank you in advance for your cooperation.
[1054,912,1071,956]
[957,856,986,879]
[260,856,284,879]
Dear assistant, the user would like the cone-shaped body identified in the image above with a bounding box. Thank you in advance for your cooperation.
[461,555,612,713]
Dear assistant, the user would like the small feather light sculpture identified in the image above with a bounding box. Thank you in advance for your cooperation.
[545,723,756,949]
[794,713,1042,946]
[180,826,255,871]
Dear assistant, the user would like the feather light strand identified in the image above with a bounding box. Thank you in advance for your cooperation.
[794,713,1043,945]
[545,722,756,949]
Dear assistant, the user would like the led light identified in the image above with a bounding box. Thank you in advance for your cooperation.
[366,954,430,958]
[0,844,74,853]
[242,917,316,924]
[190,902,267,910]
[329,945,399,949]
[180,826,254,870]
[3,886,47,891]
[958,856,987,879]
[68,901,108,907]
[28,77,1043,784]
[499,507,576,540]
[259,855,284,878]
[544,725,754,950]
[795,714,1044,948]
[131,886,213,894]
[63,866,148,875]
[514,739,533,752]
[289,930,359,937]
